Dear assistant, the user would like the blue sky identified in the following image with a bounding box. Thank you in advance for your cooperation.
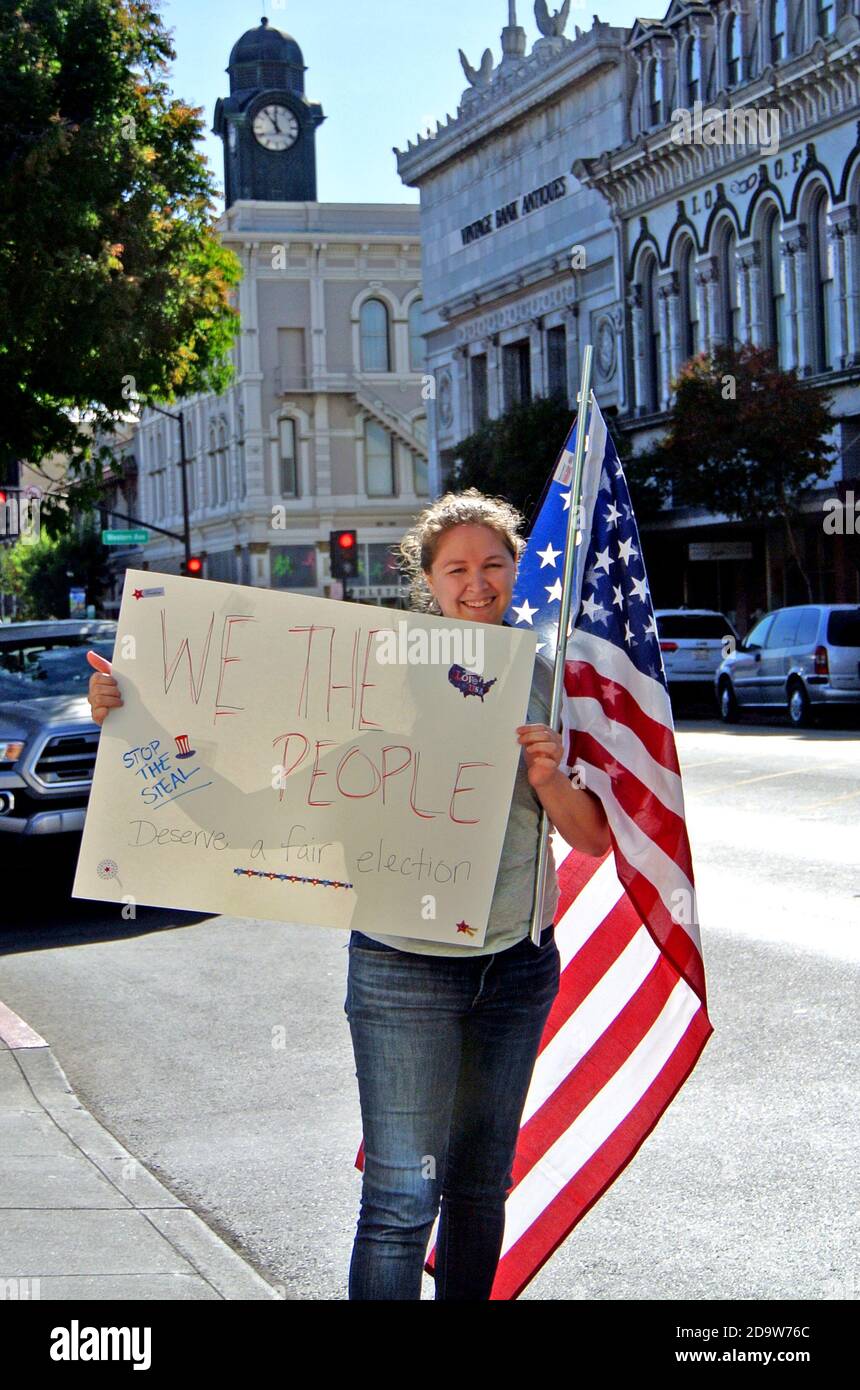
[158,0,645,211]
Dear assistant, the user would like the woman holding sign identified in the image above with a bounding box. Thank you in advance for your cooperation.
[86,487,610,1302]
[345,488,609,1301]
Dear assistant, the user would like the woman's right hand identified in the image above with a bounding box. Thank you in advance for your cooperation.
[86,650,123,727]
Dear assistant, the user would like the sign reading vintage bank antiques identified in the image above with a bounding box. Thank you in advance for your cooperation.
[73,571,537,947]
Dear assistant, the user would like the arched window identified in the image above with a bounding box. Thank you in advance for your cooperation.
[646,57,663,128]
[364,420,395,496]
[679,239,699,359]
[685,36,701,103]
[816,0,835,35]
[408,299,425,370]
[761,207,785,363]
[725,12,741,87]
[641,255,661,411]
[808,189,834,373]
[719,227,740,346]
[360,298,390,372]
[770,0,787,61]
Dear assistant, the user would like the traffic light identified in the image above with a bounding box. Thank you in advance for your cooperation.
[182,555,203,576]
[330,529,358,581]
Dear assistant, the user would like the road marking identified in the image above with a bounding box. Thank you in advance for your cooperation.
[695,768,803,795]
[794,787,860,813]
[0,1000,47,1049]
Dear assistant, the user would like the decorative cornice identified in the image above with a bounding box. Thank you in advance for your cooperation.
[576,34,860,216]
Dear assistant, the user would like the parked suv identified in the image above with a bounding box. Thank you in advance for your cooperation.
[714,603,860,726]
[655,608,740,695]
[0,619,116,835]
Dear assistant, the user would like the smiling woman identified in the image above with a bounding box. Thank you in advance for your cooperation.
[342,485,609,1301]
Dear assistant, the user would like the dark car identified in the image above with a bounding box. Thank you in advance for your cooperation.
[714,604,860,727]
[0,619,116,835]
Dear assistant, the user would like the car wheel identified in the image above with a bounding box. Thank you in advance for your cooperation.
[718,678,739,723]
[786,680,813,728]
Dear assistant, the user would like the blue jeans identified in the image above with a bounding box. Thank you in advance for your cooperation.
[344,924,561,1300]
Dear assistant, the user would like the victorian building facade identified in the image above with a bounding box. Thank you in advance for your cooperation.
[400,0,860,630]
[577,0,860,625]
[394,8,632,491]
[105,18,426,612]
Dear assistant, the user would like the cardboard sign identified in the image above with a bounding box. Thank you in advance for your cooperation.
[73,570,537,946]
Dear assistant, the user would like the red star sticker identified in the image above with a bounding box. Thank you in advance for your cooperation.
[455,919,475,935]
[132,589,143,599]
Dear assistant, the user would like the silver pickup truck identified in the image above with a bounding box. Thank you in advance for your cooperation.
[0,619,117,836]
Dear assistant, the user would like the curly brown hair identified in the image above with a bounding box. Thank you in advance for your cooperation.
[393,487,528,615]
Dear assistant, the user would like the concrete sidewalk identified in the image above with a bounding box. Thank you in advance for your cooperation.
[0,1004,284,1300]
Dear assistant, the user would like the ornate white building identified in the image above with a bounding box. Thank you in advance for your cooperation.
[108,18,427,609]
[400,0,860,625]
[395,6,632,491]
[572,0,860,619]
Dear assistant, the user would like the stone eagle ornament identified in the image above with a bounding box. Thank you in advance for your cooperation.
[459,47,495,87]
[535,0,572,38]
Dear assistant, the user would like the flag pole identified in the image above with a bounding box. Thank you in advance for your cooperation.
[528,344,594,944]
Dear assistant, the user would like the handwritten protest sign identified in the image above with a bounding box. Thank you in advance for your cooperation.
[73,570,537,946]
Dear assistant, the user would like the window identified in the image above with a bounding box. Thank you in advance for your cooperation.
[408,299,425,370]
[770,0,787,61]
[270,545,317,589]
[209,421,228,506]
[685,36,701,103]
[355,542,406,589]
[502,340,531,408]
[470,353,488,429]
[762,208,785,362]
[765,608,802,648]
[647,56,663,128]
[726,12,741,86]
[809,189,833,373]
[413,416,429,495]
[546,325,568,399]
[679,240,698,359]
[360,298,390,372]
[279,418,298,497]
[794,607,820,646]
[237,405,245,501]
[365,420,395,496]
[218,422,228,504]
[719,227,740,346]
[817,0,834,37]
[744,613,775,648]
[641,255,661,412]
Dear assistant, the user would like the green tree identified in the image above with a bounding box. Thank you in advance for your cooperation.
[446,393,666,527]
[0,521,110,618]
[651,344,836,599]
[0,0,242,535]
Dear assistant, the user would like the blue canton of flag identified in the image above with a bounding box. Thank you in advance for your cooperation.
[504,399,668,691]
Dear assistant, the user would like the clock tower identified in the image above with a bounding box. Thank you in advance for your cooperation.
[213,16,325,206]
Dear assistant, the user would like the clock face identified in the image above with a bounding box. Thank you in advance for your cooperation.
[252,104,299,151]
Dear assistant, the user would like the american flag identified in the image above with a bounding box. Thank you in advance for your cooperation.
[353,398,713,1298]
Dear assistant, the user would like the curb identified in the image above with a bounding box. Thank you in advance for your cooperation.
[0,1003,286,1301]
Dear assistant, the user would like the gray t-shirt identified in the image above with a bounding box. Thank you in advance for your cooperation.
[355,644,560,956]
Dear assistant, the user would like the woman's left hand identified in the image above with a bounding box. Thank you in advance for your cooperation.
[516,722,565,790]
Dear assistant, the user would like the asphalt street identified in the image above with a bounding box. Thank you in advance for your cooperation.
[1,705,857,1300]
